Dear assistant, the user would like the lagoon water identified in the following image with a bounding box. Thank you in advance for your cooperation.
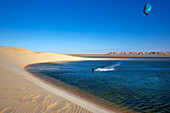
[26,58,170,112]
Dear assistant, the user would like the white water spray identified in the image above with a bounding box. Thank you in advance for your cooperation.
[94,63,120,72]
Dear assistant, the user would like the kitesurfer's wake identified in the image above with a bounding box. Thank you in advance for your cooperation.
[92,63,120,72]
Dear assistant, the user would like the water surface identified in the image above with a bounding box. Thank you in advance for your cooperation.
[26,58,170,113]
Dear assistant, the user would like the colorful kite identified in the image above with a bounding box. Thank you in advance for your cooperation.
[143,3,152,15]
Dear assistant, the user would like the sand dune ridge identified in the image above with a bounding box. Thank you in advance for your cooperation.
[0,46,115,113]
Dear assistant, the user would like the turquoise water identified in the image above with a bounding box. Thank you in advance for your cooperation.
[26,58,170,112]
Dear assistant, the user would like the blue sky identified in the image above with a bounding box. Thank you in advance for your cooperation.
[0,0,170,53]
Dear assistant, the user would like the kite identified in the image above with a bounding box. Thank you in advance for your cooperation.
[143,3,152,15]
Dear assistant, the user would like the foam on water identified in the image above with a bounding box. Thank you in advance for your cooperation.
[94,63,120,72]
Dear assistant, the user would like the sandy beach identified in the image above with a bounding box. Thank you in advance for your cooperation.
[0,46,127,113]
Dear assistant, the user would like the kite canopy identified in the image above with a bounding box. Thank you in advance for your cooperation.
[143,3,152,15]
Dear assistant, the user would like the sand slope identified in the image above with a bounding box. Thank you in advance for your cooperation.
[0,46,91,69]
[0,46,115,113]
[0,66,90,113]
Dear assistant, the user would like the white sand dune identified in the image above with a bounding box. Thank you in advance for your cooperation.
[0,46,124,113]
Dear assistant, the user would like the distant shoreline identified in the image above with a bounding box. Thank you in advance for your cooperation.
[68,54,170,57]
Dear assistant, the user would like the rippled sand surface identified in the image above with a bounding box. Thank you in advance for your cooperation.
[0,66,91,113]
